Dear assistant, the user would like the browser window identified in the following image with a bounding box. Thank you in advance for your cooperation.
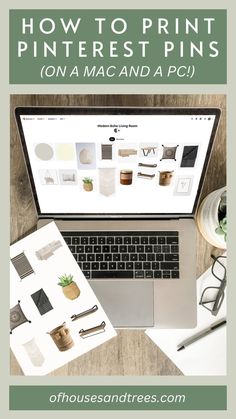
[19,113,216,214]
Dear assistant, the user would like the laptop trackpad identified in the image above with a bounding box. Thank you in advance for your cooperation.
[89,280,154,328]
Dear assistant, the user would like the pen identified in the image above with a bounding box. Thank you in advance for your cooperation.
[177,318,227,351]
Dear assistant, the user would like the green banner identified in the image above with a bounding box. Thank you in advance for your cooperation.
[10,385,227,410]
[9,9,227,84]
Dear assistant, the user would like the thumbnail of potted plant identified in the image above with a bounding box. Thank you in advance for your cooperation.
[82,177,93,192]
[197,187,227,249]
[57,274,80,300]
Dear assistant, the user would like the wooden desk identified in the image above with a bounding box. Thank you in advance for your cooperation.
[10,94,226,376]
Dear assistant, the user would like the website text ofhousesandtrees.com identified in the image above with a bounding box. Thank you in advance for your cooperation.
[9,385,227,410]
[49,391,186,406]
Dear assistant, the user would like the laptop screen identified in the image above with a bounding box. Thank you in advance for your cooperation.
[16,108,220,217]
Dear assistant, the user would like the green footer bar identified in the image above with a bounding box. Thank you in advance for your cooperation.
[9,385,227,410]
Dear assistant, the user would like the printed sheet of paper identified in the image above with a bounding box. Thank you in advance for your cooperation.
[10,222,117,376]
[146,258,226,376]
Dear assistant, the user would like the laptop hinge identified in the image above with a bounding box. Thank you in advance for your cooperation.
[38,214,194,221]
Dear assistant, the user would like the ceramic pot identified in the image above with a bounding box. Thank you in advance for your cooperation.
[79,148,93,164]
[197,187,226,249]
[48,322,74,352]
[62,282,80,300]
[83,182,93,192]
[159,171,174,186]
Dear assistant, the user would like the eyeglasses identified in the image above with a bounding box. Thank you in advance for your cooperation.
[199,255,227,316]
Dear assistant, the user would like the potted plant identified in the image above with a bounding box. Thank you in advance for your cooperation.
[57,274,80,300]
[197,187,227,249]
[82,177,93,192]
[215,191,227,241]
[215,217,227,241]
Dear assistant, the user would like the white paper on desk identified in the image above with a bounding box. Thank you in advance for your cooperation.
[145,257,227,376]
[10,222,117,376]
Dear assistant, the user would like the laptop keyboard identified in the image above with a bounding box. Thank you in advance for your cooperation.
[62,231,180,280]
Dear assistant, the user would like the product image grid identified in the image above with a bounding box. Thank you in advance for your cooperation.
[10,222,117,375]
[35,140,199,197]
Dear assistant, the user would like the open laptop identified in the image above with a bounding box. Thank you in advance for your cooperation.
[15,106,221,329]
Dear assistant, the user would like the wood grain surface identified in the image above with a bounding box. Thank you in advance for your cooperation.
[10,94,226,376]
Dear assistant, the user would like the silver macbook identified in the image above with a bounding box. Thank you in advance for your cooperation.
[15,106,221,329]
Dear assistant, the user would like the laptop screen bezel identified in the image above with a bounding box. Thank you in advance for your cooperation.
[14,106,221,219]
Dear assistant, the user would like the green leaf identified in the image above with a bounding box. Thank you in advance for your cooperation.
[215,217,227,241]
[82,177,93,184]
[57,273,74,286]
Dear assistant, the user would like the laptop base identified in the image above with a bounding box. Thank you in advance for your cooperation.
[90,280,154,328]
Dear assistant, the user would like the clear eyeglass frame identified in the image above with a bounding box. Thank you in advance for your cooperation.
[199,255,227,316]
